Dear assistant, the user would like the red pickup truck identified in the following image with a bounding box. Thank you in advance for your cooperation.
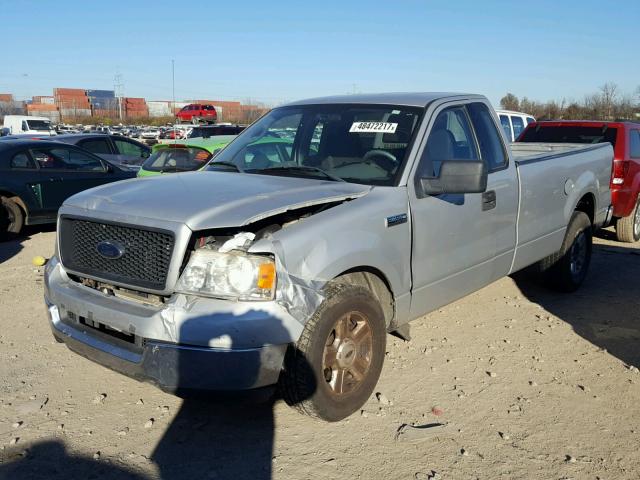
[176,104,217,124]
[518,121,640,242]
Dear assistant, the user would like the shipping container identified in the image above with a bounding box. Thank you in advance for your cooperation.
[54,88,85,96]
[86,89,115,98]
[27,104,58,112]
[32,96,55,105]
[0,94,14,102]
[28,110,61,122]
[60,108,92,118]
[90,98,119,109]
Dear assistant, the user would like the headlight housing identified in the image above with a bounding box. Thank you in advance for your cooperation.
[176,250,276,301]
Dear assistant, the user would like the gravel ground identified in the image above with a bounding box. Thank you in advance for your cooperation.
[0,226,639,479]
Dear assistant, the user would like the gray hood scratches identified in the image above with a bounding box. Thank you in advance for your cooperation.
[63,171,371,230]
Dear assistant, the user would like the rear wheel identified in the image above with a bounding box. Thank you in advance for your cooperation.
[1,197,24,238]
[539,211,592,292]
[279,283,386,422]
[615,197,640,243]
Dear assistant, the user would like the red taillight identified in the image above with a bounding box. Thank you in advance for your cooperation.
[612,160,629,186]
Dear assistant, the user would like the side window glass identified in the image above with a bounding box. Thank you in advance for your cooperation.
[11,152,35,169]
[511,116,525,139]
[418,106,478,177]
[526,117,535,125]
[499,115,513,141]
[630,130,640,158]
[114,139,145,157]
[79,139,111,155]
[31,148,104,171]
[467,103,508,171]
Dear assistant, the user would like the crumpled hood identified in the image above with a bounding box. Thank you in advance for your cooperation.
[63,171,371,230]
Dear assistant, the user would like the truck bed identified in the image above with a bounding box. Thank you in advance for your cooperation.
[510,142,608,162]
[509,142,613,273]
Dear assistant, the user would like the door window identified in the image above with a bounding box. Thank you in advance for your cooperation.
[114,138,147,157]
[467,103,508,171]
[418,106,478,177]
[510,116,525,139]
[499,115,512,141]
[11,152,36,169]
[31,147,105,171]
[78,139,111,155]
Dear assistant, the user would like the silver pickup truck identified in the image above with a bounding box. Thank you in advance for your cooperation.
[44,93,613,421]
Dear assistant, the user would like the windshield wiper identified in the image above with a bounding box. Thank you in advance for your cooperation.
[260,165,345,182]
[208,161,244,173]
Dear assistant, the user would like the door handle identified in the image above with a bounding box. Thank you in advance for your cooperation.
[482,190,496,211]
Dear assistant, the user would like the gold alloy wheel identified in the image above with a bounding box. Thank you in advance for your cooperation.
[322,311,373,395]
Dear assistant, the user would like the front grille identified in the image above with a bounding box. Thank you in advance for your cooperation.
[59,217,175,291]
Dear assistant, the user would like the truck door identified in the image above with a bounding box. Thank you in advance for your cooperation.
[408,101,517,319]
[30,145,112,214]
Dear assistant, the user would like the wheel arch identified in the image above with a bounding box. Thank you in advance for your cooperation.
[574,192,595,226]
[0,189,28,217]
[333,266,395,329]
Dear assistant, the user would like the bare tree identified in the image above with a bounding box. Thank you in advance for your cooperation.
[500,93,520,111]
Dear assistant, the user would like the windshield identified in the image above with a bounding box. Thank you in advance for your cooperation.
[142,146,212,172]
[519,125,618,147]
[27,119,52,131]
[207,104,424,185]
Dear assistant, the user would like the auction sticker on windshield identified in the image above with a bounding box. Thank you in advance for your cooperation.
[349,122,398,134]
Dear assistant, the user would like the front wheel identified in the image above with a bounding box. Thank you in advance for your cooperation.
[279,283,386,422]
[615,197,640,243]
[539,211,592,292]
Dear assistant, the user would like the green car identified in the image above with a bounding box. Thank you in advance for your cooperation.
[137,136,236,178]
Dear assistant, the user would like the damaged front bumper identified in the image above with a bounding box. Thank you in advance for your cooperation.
[44,257,303,393]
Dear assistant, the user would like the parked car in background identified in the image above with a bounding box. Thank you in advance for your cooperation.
[53,134,151,170]
[495,110,535,142]
[518,120,640,242]
[137,135,236,177]
[0,139,135,237]
[176,104,218,124]
[44,92,612,421]
[188,124,246,139]
[3,115,57,136]
[140,128,161,141]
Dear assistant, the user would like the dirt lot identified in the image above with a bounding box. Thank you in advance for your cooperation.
[0,227,639,479]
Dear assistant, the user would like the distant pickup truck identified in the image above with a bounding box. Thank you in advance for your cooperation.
[44,93,612,421]
[518,120,640,242]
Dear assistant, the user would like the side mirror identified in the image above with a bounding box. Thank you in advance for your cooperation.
[418,160,487,197]
[104,162,114,173]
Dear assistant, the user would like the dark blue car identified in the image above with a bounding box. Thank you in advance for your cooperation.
[0,139,135,239]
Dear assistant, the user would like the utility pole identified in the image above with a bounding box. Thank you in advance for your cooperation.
[114,71,124,122]
[171,59,175,121]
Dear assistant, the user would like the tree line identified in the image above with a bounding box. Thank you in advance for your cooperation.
[500,83,639,121]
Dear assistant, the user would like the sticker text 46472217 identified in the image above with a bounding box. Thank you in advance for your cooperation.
[349,122,398,134]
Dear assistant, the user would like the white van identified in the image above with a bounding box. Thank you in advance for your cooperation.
[495,110,535,142]
[3,115,56,136]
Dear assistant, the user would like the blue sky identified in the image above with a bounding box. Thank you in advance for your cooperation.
[1,0,638,107]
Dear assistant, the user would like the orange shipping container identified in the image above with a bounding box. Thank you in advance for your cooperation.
[0,93,14,102]
[53,88,86,96]
[27,104,58,112]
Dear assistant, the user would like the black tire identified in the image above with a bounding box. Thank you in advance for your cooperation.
[1,197,23,237]
[615,197,640,243]
[279,283,386,422]
[539,211,592,292]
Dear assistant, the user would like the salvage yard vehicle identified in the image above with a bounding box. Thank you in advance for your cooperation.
[0,139,135,237]
[188,124,246,139]
[44,93,612,421]
[495,109,535,142]
[136,136,236,177]
[176,103,218,125]
[3,115,57,136]
[53,134,151,170]
[518,120,640,242]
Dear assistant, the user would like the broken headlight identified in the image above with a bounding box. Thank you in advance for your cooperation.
[176,250,276,301]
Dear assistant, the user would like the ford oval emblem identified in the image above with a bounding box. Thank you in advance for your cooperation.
[96,240,125,259]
